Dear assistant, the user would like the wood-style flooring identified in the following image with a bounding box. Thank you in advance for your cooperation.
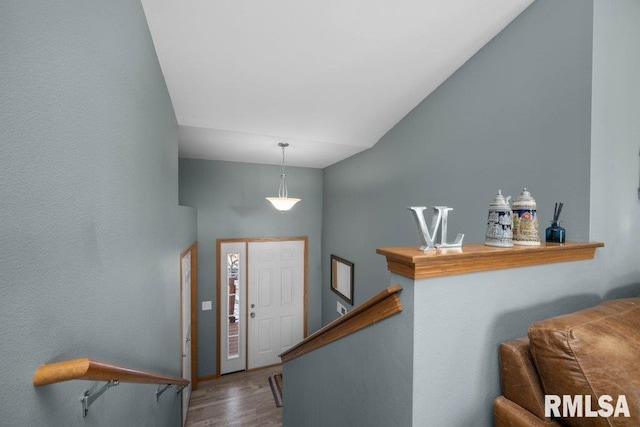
[185,365,283,427]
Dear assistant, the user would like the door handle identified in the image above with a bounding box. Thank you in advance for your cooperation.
[250,304,255,308]
[250,312,255,318]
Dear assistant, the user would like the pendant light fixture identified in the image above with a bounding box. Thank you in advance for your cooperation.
[266,142,301,212]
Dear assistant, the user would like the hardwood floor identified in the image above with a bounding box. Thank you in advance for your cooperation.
[186,365,283,427]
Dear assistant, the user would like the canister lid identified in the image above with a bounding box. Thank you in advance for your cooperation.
[513,188,537,208]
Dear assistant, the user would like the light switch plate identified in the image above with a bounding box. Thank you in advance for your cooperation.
[336,301,347,316]
[202,301,212,311]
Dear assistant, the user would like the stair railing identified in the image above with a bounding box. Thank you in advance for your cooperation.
[280,284,403,363]
[33,358,189,417]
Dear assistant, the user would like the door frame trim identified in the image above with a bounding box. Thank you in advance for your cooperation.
[180,242,198,391]
[216,236,308,377]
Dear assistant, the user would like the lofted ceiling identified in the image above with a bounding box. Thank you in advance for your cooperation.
[141,0,534,168]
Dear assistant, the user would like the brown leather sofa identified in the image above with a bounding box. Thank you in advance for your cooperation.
[494,298,640,427]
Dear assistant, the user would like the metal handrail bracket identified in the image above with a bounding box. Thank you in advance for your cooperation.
[155,384,173,402]
[80,380,119,417]
[157,382,188,401]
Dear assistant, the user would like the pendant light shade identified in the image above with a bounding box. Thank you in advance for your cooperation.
[266,196,300,212]
[266,143,300,212]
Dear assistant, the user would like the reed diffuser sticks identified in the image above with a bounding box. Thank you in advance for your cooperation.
[553,202,564,223]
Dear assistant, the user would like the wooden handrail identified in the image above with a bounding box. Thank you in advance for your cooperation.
[280,284,403,363]
[33,358,189,387]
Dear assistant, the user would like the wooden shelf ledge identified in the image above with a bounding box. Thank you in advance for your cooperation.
[376,241,604,280]
[280,284,403,363]
[33,358,189,387]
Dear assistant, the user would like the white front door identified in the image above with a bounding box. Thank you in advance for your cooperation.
[180,249,193,426]
[247,240,304,369]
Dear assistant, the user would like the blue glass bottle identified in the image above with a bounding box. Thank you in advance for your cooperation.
[545,221,566,243]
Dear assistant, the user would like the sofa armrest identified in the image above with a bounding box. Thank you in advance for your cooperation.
[494,396,563,427]
[499,337,548,420]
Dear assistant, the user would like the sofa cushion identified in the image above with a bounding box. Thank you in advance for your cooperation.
[528,298,640,427]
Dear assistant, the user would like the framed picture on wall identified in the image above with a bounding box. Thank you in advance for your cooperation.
[330,254,354,305]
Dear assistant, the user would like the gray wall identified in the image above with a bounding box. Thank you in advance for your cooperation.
[590,0,640,292]
[411,261,606,425]
[410,6,640,415]
[178,206,198,251]
[0,1,188,426]
[322,0,592,323]
[296,0,640,426]
[283,283,414,427]
[178,158,323,378]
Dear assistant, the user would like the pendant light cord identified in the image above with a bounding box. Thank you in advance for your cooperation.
[266,142,300,211]
[279,143,288,198]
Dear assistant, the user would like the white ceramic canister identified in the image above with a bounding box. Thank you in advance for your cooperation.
[484,190,513,247]
[512,188,540,246]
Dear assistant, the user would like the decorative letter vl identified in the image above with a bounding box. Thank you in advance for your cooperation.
[408,206,464,251]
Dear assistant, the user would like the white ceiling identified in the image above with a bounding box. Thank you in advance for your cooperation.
[141,0,534,169]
